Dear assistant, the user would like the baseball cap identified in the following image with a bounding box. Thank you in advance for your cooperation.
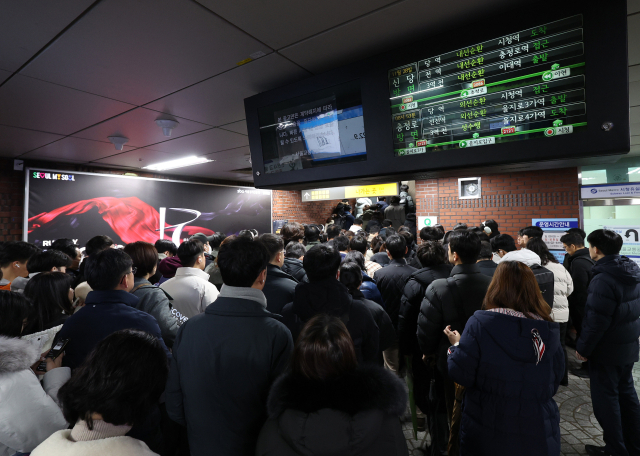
[190,233,213,244]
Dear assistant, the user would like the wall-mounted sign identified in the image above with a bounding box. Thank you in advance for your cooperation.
[532,218,579,229]
[603,226,640,257]
[418,216,438,228]
[344,183,398,199]
[532,218,578,254]
[301,187,345,202]
[581,184,640,199]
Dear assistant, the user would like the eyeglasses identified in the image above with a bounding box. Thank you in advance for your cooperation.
[130,267,137,275]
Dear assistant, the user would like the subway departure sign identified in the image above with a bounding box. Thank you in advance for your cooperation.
[389,15,587,156]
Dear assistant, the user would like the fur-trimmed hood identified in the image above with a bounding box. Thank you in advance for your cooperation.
[0,335,39,374]
[267,365,406,418]
[263,365,408,456]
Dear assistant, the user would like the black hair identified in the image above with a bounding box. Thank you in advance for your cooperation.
[238,229,258,239]
[420,226,444,241]
[0,291,30,337]
[521,226,544,239]
[525,237,558,266]
[379,197,386,201]
[285,241,307,259]
[304,244,341,282]
[217,237,269,287]
[453,223,468,231]
[334,235,350,252]
[389,196,401,205]
[343,251,365,270]
[416,241,446,267]
[490,234,517,253]
[23,272,74,334]
[560,232,585,248]
[0,241,40,268]
[482,219,500,238]
[382,219,393,228]
[154,239,178,256]
[85,235,114,257]
[27,249,71,273]
[353,218,363,226]
[478,241,493,260]
[258,234,284,262]
[50,239,79,261]
[448,230,481,264]
[586,229,623,256]
[385,234,407,260]
[58,329,168,430]
[400,184,409,193]
[304,225,320,243]
[85,249,133,291]
[177,239,204,268]
[326,225,342,240]
[566,227,586,240]
[209,233,227,250]
[399,231,414,254]
[123,242,158,278]
[349,236,368,255]
[339,261,363,293]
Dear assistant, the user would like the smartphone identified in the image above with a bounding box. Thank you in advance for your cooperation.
[36,339,69,372]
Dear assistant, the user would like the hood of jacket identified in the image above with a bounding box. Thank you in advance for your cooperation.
[292,278,352,322]
[0,336,39,373]
[158,256,182,279]
[500,248,541,267]
[474,310,561,364]
[593,255,640,286]
[267,365,406,455]
[410,264,452,285]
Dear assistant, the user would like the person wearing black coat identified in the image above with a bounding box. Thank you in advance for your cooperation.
[282,242,308,283]
[446,261,564,456]
[259,234,298,314]
[561,232,595,342]
[575,230,640,456]
[256,314,408,456]
[476,240,498,277]
[340,262,396,365]
[281,245,379,365]
[417,230,491,420]
[165,237,293,456]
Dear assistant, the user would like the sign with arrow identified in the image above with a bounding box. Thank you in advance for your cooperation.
[604,226,640,256]
[301,187,345,202]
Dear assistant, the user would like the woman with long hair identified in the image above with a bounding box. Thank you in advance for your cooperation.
[256,314,408,456]
[526,237,573,386]
[22,271,74,335]
[445,261,564,456]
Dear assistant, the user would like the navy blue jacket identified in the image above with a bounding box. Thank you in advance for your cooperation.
[577,255,640,365]
[448,311,564,456]
[166,296,293,456]
[55,290,170,370]
[361,271,383,306]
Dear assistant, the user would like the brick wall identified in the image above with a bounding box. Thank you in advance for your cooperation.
[272,190,355,225]
[415,168,579,239]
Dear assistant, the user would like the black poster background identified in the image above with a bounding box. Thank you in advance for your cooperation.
[26,169,272,248]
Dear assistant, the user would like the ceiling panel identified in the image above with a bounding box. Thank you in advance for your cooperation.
[20,0,272,106]
[631,80,640,107]
[279,0,516,73]
[0,69,11,85]
[630,0,640,14]
[145,53,308,126]
[72,107,212,147]
[159,159,250,179]
[632,106,640,124]
[90,148,196,168]
[205,145,251,162]
[0,0,95,72]
[631,122,640,136]
[197,0,398,50]
[630,14,640,66]
[0,125,64,158]
[631,65,640,83]
[20,137,135,162]
[0,74,134,135]
[219,120,248,136]
[142,127,248,155]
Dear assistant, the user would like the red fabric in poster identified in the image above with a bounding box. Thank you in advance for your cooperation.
[28,196,213,244]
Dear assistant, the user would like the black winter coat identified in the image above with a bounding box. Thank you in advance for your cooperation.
[263,264,298,315]
[370,251,390,266]
[397,264,452,356]
[165,295,293,456]
[577,255,640,365]
[477,259,498,277]
[417,263,492,373]
[566,247,594,310]
[256,366,408,456]
[350,289,396,356]
[282,258,308,283]
[281,278,379,364]
[374,259,417,328]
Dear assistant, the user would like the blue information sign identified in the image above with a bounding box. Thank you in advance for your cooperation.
[532,218,579,230]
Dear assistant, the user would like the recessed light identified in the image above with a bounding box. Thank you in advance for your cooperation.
[142,156,212,171]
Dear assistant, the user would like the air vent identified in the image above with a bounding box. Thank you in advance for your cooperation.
[231,167,253,175]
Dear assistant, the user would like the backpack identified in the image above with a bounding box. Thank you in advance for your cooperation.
[399,192,415,213]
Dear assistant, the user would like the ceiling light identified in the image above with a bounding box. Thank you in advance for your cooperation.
[142,156,212,171]
[155,117,180,137]
[108,136,129,150]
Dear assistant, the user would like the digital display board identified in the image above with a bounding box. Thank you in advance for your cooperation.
[258,80,366,174]
[388,15,587,156]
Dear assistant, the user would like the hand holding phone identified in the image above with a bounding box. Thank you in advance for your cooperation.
[36,339,69,373]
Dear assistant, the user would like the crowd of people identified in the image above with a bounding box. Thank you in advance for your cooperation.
[0,198,639,456]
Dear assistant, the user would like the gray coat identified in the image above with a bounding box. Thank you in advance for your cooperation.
[384,204,405,230]
[131,277,187,348]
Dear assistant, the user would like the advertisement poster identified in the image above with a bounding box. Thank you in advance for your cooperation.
[26,169,272,248]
